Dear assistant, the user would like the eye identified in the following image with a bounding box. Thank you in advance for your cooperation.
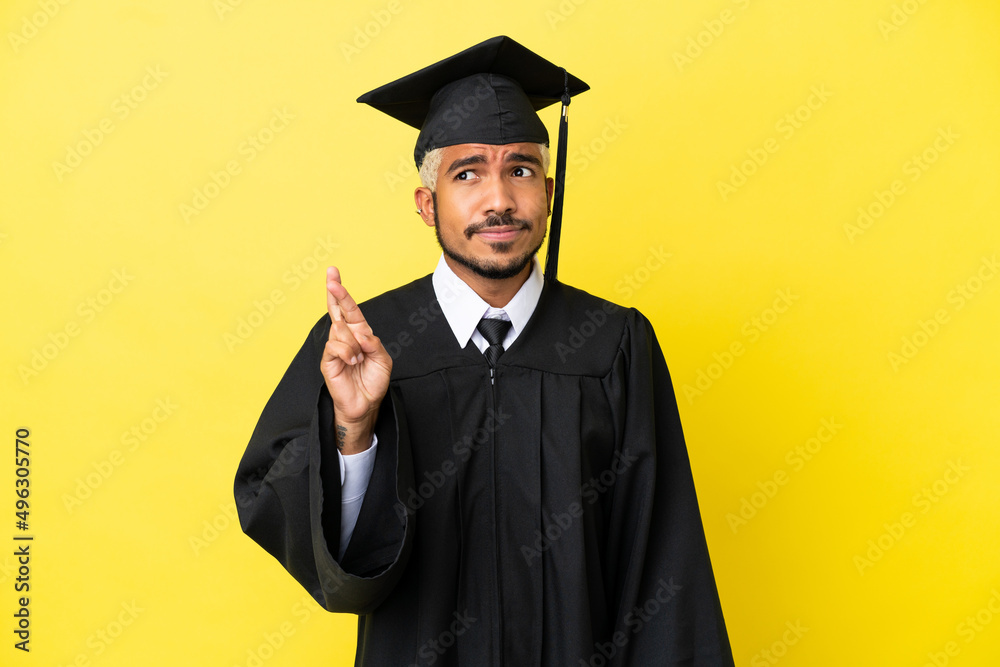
[511,166,534,178]
[455,170,476,181]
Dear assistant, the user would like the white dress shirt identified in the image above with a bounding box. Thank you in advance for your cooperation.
[335,254,544,558]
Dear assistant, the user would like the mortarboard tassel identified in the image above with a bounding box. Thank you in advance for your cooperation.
[543,68,572,283]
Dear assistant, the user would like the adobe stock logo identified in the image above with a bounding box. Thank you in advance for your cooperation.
[545,0,593,30]
[62,397,178,514]
[920,588,1000,667]
[18,269,134,384]
[52,67,169,182]
[853,459,969,575]
[190,502,239,556]
[232,594,324,667]
[726,417,842,533]
[878,0,933,40]
[844,127,958,243]
[393,408,511,522]
[578,578,682,667]
[672,0,755,72]
[520,449,638,566]
[716,86,832,202]
[683,288,799,404]
[55,600,144,667]
[887,254,997,372]
[406,611,477,667]
[750,620,808,667]
[339,1,403,62]
[7,0,73,53]
[213,0,250,20]
[223,235,338,352]
[179,107,294,223]
[564,117,628,184]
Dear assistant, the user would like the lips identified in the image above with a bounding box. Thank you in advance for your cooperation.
[474,226,525,242]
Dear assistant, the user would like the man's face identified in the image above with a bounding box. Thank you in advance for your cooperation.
[421,142,554,282]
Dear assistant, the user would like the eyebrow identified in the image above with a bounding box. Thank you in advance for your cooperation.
[444,151,544,175]
[445,155,487,175]
[504,152,543,168]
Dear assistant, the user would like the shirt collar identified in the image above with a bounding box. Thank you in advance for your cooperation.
[432,254,544,348]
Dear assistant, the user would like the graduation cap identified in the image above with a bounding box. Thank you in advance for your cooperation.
[357,35,589,281]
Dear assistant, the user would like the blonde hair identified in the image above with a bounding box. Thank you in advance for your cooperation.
[419,143,550,191]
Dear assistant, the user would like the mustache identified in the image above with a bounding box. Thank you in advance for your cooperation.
[463,213,532,240]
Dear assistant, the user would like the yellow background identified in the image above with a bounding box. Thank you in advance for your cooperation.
[2,0,999,665]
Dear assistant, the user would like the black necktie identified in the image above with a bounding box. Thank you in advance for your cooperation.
[477,317,512,370]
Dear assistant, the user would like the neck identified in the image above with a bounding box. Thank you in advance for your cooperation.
[444,256,531,308]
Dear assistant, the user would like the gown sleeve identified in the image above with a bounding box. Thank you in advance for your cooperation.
[605,310,735,666]
[233,315,415,615]
[337,440,379,559]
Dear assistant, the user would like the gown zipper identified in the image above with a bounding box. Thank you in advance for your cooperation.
[491,365,504,665]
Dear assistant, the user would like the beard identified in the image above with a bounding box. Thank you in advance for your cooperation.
[433,193,546,281]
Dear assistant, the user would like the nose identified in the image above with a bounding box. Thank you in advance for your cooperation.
[481,174,516,217]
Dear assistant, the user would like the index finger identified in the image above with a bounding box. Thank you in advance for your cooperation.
[326,266,372,333]
[326,266,344,322]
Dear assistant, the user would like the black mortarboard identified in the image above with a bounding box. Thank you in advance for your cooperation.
[357,35,589,281]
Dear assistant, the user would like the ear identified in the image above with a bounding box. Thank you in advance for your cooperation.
[414,187,435,227]
[545,177,555,215]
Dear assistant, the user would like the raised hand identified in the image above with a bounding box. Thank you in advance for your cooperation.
[321,266,392,454]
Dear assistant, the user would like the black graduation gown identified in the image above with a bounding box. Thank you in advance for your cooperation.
[234,275,734,666]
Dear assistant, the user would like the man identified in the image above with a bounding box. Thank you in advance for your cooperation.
[235,36,734,666]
